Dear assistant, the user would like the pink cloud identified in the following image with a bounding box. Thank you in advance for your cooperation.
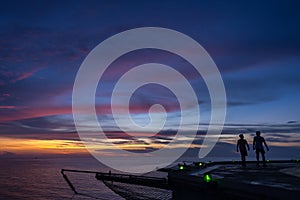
[0,101,178,123]
[0,106,16,109]
[0,106,71,122]
[11,67,43,83]
[3,93,11,97]
[0,67,45,85]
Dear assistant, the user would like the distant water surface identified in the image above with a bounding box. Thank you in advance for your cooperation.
[1,155,294,199]
[0,157,124,200]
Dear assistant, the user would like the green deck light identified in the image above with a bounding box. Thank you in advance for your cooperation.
[199,162,203,167]
[267,159,270,162]
[179,165,184,170]
[204,174,212,183]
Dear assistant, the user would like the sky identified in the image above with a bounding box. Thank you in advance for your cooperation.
[0,0,300,159]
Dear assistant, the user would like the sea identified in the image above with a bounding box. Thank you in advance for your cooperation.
[1,154,292,199]
[0,156,124,200]
[0,155,229,200]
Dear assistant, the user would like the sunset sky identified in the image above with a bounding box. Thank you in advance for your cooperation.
[1,0,300,159]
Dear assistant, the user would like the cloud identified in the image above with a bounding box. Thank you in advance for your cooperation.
[0,106,15,109]
[0,0,300,158]
[0,151,17,158]
[12,67,44,83]
[0,106,72,122]
[288,121,298,124]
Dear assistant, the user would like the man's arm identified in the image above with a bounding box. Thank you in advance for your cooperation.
[246,140,250,151]
[263,138,269,151]
[236,141,239,152]
[253,137,256,150]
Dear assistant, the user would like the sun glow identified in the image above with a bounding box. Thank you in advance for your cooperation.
[0,137,87,155]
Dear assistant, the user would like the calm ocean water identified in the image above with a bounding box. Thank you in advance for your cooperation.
[1,154,292,200]
[0,157,124,200]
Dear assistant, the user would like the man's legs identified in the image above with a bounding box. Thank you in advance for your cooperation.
[241,155,246,167]
[256,151,260,166]
[262,152,266,167]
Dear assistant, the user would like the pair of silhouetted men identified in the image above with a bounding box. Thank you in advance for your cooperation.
[236,131,269,167]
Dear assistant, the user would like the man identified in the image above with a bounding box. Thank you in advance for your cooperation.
[237,134,250,167]
[253,131,269,166]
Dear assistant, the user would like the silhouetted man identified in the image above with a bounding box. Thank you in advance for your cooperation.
[237,134,250,167]
[253,131,269,166]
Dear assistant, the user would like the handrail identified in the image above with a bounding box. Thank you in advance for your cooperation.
[61,168,170,194]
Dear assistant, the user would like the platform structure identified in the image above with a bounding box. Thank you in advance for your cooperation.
[61,160,300,200]
[167,160,300,200]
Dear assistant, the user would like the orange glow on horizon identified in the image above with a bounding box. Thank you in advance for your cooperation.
[0,136,206,156]
[0,137,88,155]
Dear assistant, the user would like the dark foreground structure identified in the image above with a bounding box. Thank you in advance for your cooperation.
[62,160,300,200]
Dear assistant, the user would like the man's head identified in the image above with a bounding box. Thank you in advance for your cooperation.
[239,134,244,139]
[256,131,261,136]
